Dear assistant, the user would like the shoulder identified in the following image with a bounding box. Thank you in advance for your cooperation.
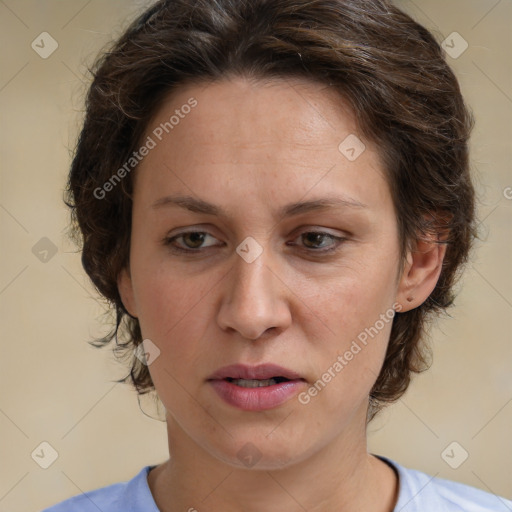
[376,455,512,512]
[40,466,159,512]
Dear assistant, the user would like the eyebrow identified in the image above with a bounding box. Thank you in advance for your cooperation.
[151,194,367,219]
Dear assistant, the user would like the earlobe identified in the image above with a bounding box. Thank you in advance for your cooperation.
[117,267,138,318]
[396,237,447,312]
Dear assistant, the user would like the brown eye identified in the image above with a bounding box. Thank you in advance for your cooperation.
[296,231,346,253]
[164,231,220,253]
[181,232,207,249]
[302,232,330,249]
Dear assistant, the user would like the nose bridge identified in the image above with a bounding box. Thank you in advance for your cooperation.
[216,241,291,340]
[233,247,273,302]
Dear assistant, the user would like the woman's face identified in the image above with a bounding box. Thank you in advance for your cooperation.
[119,77,412,469]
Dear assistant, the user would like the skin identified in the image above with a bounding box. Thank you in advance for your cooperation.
[118,76,446,512]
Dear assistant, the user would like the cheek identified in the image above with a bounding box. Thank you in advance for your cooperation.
[300,309,394,425]
[295,260,397,410]
[300,255,398,337]
[133,270,216,409]
[132,264,215,355]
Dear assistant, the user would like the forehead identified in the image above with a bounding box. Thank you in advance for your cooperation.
[147,76,359,151]
[133,76,391,217]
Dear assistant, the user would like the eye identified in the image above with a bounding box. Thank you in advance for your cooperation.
[164,231,221,253]
[290,231,346,254]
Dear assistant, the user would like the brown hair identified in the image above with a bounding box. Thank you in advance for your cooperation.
[66,0,476,421]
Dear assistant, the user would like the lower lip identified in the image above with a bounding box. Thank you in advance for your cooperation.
[208,379,306,411]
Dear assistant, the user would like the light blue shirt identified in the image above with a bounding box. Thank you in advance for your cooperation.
[41,455,512,511]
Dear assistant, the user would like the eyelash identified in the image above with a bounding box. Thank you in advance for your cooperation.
[163,230,347,255]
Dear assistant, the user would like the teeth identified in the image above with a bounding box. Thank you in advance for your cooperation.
[231,378,279,388]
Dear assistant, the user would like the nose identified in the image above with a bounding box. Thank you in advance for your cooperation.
[216,247,292,341]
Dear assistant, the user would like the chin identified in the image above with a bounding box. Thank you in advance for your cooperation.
[208,432,314,471]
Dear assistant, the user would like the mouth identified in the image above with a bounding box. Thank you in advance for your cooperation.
[223,376,295,388]
[207,364,307,411]
[207,363,306,383]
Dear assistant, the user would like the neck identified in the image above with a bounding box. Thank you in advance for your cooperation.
[148,409,398,512]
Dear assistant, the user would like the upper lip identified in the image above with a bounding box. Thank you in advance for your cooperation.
[207,364,305,381]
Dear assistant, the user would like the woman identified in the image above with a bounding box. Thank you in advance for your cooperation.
[43,0,512,510]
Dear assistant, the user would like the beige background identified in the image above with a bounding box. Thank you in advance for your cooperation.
[0,0,510,510]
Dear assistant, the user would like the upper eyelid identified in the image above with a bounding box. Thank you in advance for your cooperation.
[167,224,345,237]
[166,228,343,240]
[169,231,220,246]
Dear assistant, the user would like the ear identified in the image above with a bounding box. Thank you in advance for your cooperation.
[396,235,448,313]
[117,267,138,318]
